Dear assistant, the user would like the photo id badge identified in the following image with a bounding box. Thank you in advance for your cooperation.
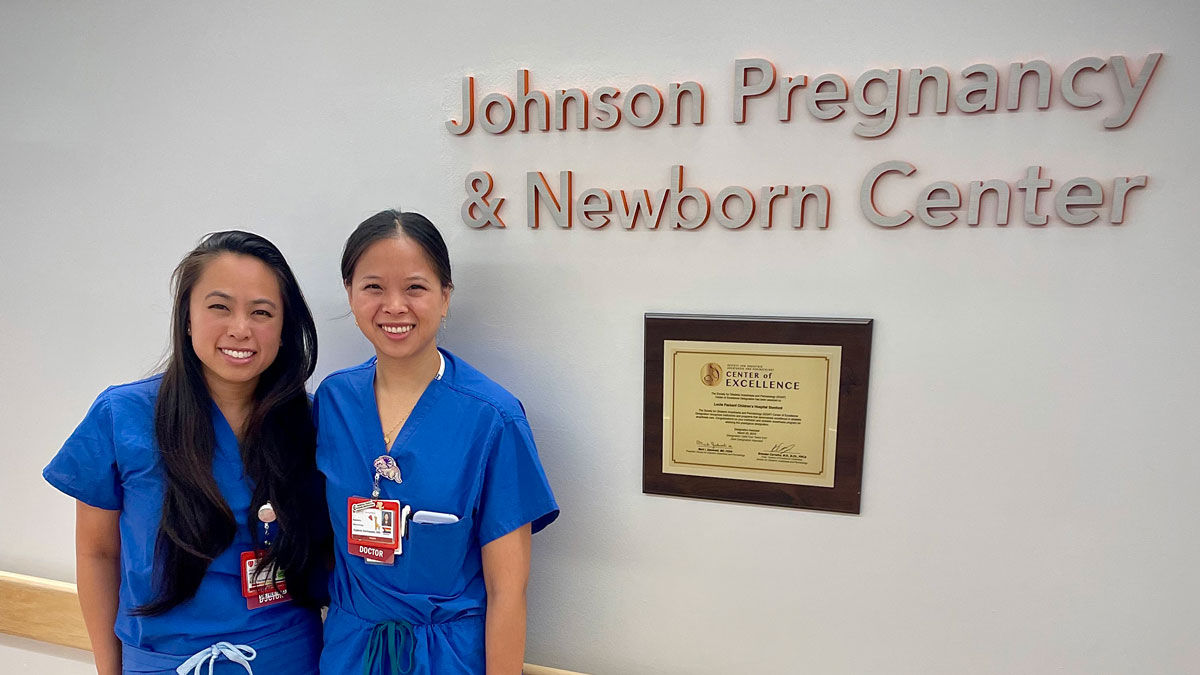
[239,550,290,610]
[347,497,402,564]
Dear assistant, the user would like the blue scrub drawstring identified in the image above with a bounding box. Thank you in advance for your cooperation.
[176,642,256,675]
[363,620,416,675]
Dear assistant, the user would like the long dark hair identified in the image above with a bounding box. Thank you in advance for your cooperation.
[135,230,329,615]
[341,210,453,289]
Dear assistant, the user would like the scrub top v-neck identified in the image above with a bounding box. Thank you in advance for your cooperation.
[315,348,558,673]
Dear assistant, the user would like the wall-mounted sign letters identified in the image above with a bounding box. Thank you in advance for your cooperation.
[449,53,1162,231]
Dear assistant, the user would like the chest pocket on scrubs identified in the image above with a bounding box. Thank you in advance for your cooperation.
[404,514,474,596]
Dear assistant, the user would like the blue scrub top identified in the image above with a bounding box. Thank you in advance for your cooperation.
[316,349,559,673]
[43,376,321,673]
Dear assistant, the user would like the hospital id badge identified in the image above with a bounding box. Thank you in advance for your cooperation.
[347,497,403,565]
[240,550,290,610]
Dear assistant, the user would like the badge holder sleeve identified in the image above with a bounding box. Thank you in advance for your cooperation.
[347,497,408,565]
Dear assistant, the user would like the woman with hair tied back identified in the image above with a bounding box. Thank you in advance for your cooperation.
[317,210,558,674]
[44,231,331,674]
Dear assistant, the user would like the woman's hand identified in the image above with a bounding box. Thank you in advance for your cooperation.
[75,501,122,675]
[481,523,532,675]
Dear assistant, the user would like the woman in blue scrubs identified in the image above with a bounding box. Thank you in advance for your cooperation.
[317,210,558,674]
[44,231,330,674]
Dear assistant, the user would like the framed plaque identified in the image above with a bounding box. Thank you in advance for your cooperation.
[643,314,873,514]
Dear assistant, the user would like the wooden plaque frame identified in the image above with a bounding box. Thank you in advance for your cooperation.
[643,314,873,514]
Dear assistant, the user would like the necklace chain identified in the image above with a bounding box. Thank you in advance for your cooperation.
[382,413,407,449]
[377,352,444,452]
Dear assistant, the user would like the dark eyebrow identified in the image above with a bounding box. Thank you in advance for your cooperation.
[204,291,278,310]
[359,274,430,283]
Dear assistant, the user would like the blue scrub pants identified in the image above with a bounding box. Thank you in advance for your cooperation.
[120,615,321,674]
[321,604,484,675]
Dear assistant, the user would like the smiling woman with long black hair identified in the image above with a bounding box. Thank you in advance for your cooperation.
[43,231,330,674]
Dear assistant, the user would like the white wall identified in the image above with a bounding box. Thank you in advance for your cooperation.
[2,1,1197,673]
